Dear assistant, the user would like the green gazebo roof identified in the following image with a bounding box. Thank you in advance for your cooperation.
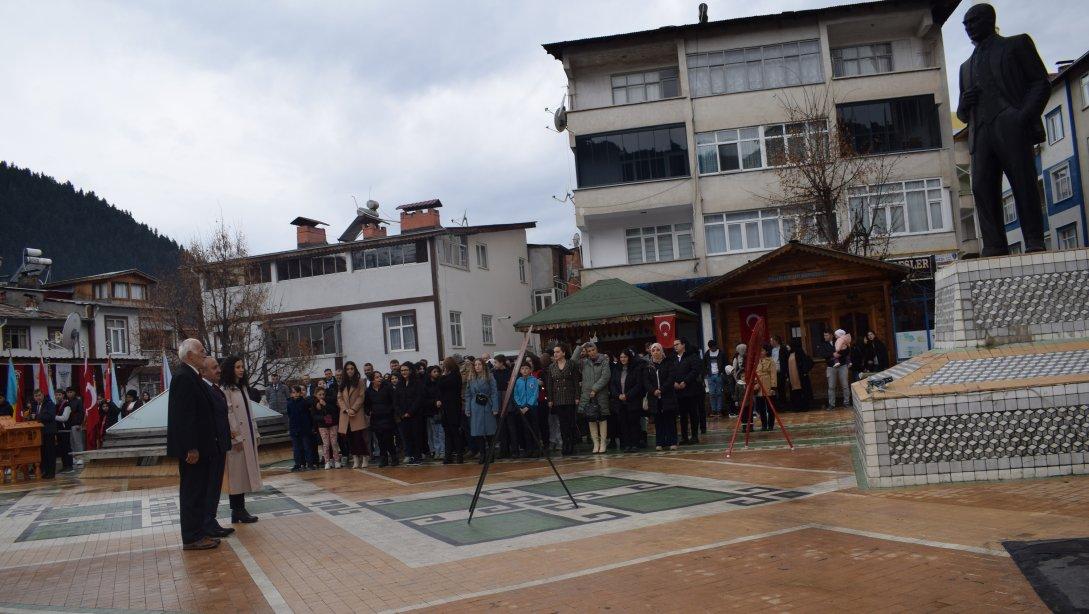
[515,278,696,332]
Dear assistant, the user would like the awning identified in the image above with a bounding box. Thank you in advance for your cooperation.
[515,278,696,332]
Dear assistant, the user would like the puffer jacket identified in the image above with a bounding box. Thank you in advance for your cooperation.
[577,353,611,418]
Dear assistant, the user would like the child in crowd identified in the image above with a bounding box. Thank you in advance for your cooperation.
[512,361,541,457]
[286,386,315,472]
[311,387,340,469]
[831,329,852,368]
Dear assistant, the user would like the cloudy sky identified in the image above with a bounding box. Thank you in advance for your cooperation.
[1,0,1083,254]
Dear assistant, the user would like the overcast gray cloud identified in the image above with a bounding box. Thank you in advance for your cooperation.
[1,0,1083,255]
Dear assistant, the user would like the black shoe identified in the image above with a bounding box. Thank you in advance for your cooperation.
[691,437,700,445]
[391,457,400,466]
[290,466,302,472]
[379,458,389,468]
[208,526,235,537]
[231,510,258,524]
[456,456,465,464]
[442,458,452,465]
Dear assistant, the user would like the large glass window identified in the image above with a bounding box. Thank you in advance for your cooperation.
[1051,163,1073,202]
[275,321,339,356]
[277,254,347,280]
[625,224,693,264]
[697,121,827,174]
[449,311,464,348]
[106,317,129,354]
[439,235,469,268]
[533,289,560,312]
[384,312,417,352]
[836,95,941,155]
[112,282,129,299]
[611,67,680,104]
[475,244,489,269]
[481,315,494,345]
[687,40,822,97]
[351,242,422,271]
[575,124,689,188]
[1045,107,1064,144]
[1056,223,1079,250]
[831,43,893,78]
[1002,194,1017,224]
[848,179,947,235]
[704,209,792,254]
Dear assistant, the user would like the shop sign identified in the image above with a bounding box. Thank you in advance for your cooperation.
[889,255,935,280]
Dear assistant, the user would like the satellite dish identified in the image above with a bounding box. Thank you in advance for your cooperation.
[553,104,567,132]
[60,312,81,351]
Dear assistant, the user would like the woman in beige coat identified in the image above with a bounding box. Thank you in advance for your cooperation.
[221,356,262,523]
[337,361,370,468]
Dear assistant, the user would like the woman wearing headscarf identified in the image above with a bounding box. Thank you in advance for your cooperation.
[220,355,262,523]
[643,343,678,451]
[337,361,370,468]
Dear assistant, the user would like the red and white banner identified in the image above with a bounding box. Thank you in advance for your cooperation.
[738,305,768,347]
[36,357,56,403]
[653,314,676,349]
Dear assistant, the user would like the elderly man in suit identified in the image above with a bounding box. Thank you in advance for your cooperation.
[956,3,1050,256]
[199,356,234,540]
[166,339,223,551]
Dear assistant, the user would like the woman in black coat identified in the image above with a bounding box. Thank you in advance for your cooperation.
[643,343,679,450]
[610,348,645,453]
[437,356,465,464]
[364,373,398,467]
[393,365,425,464]
[862,331,891,373]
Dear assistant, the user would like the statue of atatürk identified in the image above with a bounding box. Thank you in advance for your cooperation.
[956,3,1050,256]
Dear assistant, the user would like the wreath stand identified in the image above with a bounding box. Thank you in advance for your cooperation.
[724,316,795,458]
[467,326,578,523]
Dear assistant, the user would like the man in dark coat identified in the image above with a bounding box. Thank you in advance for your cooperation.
[29,390,57,479]
[671,337,704,445]
[956,3,1050,256]
[166,339,223,551]
[200,356,234,539]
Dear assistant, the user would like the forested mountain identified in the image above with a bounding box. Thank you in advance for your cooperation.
[0,161,181,281]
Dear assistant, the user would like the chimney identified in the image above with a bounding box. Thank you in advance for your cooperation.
[397,199,444,232]
[362,220,387,239]
[290,217,328,248]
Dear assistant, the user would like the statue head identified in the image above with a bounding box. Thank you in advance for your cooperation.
[963,3,997,44]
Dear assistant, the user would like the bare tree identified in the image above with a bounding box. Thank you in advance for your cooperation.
[761,85,901,258]
[141,219,314,385]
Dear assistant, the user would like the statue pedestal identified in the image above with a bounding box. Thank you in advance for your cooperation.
[853,249,1089,487]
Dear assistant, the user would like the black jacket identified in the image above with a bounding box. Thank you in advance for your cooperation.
[31,399,58,435]
[492,367,512,393]
[364,382,396,431]
[206,382,232,455]
[814,339,835,363]
[393,378,422,419]
[610,362,645,415]
[67,397,85,427]
[862,339,890,372]
[672,351,703,398]
[421,378,441,417]
[436,371,463,425]
[0,399,12,417]
[166,364,221,459]
[702,350,727,379]
[643,359,679,413]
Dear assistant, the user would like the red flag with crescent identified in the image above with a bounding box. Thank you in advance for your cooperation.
[738,305,768,346]
[653,315,676,348]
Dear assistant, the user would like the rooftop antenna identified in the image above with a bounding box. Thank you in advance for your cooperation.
[553,192,574,205]
[449,210,468,227]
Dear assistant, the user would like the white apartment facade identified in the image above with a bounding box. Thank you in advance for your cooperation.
[213,200,535,379]
[544,0,962,346]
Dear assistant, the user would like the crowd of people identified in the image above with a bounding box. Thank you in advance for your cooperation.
[254,328,891,470]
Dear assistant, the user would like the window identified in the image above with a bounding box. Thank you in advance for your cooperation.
[697,121,827,174]
[687,39,822,97]
[848,179,947,235]
[1045,107,1064,144]
[111,282,129,299]
[439,235,469,268]
[351,242,423,270]
[1002,194,1017,224]
[106,317,129,354]
[274,321,339,356]
[384,312,417,352]
[831,43,893,78]
[3,326,29,350]
[1008,241,1023,255]
[130,283,147,300]
[533,289,558,312]
[836,95,941,155]
[611,67,679,104]
[246,262,273,284]
[47,326,63,345]
[93,283,108,299]
[575,124,689,188]
[1082,75,1089,108]
[518,258,527,284]
[475,244,489,269]
[481,314,494,345]
[1051,163,1073,202]
[449,311,463,348]
[1056,223,1079,249]
[625,224,693,264]
[704,209,792,254]
[276,254,347,280]
[959,208,978,241]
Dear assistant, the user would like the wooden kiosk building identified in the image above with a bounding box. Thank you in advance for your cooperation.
[515,278,697,355]
[691,242,910,400]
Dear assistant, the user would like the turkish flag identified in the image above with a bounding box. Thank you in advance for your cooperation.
[653,315,676,348]
[738,305,768,346]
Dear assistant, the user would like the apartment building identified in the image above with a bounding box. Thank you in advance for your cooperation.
[211,200,535,378]
[991,51,1089,254]
[544,0,961,351]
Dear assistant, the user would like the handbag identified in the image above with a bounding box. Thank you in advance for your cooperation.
[474,393,489,406]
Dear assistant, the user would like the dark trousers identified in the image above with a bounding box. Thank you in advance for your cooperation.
[620,409,641,449]
[756,397,773,430]
[308,432,321,465]
[229,493,247,513]
[399,416,425,459]
[518,407,542,453]
[375,428,396,461]
[291,433,314,467]
[204,451,226,533]
[40,434,57,478]
[654,411,678,447]
[500,409,524,456]
[58,430,72,469]
[554,404,578,454]
[677,396,700,442]
[442,421,463,461]
[344,427,369,456]
[971,110,1047,255]
[536,405,551,450]
[179,456,214,544]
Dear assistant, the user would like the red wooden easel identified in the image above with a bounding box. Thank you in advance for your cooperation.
[724,316,794,458]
